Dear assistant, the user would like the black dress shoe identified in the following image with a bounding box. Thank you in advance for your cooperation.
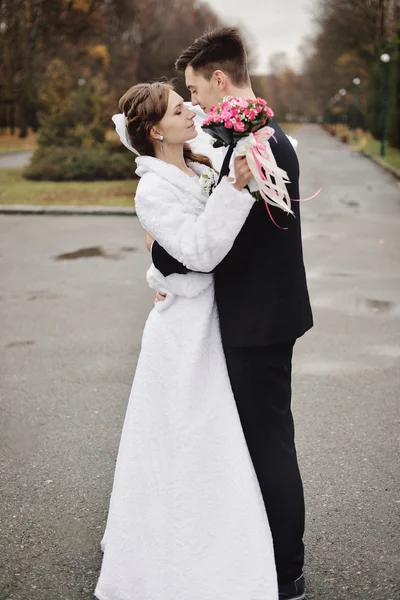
[278,574,305,600]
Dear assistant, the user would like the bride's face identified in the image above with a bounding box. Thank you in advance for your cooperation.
[155,90,197,145]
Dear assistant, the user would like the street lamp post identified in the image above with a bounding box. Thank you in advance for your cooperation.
[352,78,361,142]
[380,53,391,157]
[338,88,347,124]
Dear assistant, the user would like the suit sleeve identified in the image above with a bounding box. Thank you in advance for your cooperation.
[152,240,191,277]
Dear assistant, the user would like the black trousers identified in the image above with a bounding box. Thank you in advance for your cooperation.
[223,342,305,586]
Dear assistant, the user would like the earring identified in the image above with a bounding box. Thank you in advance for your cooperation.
[159,136,165,160]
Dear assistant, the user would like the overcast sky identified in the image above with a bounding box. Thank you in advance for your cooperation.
[207,0,318,74]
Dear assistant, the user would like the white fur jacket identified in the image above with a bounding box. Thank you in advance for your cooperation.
[134,156,255,299]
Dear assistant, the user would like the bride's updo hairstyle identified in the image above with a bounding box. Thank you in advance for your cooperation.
[118,82,213,168]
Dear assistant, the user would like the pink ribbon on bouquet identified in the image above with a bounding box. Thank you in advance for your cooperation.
[235,125,321,229]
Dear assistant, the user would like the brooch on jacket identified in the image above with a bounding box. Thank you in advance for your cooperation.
[199,167,218,197]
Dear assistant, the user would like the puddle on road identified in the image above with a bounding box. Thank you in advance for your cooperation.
[342,200,360,208]
[55,246,120,261]
[55,245,138,261]
[364,298,396,314]
[6,340,36,348]
[313,294,398,316]
[28,290,61,301]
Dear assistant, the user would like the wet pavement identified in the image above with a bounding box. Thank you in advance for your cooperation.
[0,125,399,600]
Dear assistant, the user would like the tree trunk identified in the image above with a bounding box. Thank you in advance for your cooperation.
[19,101,28,138]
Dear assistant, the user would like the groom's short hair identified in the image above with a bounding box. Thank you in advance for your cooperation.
[175,27,250,87]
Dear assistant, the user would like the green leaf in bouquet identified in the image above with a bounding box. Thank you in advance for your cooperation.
[212,139,226,148]
[201,123,234,147]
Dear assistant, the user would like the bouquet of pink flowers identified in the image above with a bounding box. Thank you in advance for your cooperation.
[201,96,321,228]
[202,96,274,147]
[202,96,296,225]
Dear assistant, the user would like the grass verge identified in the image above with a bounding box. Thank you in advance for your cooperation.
[323,124,400,173]
[0,168,138,206]
[360,137,400,172]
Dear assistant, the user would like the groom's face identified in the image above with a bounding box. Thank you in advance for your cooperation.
[185,66,222,114]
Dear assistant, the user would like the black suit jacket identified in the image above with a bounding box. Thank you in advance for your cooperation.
[151,119,313,347]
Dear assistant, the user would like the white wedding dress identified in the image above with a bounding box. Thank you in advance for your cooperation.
[95,157,278,600]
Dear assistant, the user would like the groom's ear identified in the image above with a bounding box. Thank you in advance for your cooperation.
[213,70,229,91]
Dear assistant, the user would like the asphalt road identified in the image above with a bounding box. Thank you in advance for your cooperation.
[0,151,33,170]
[0,125,399,600]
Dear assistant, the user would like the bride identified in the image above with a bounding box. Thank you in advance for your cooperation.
[95,81,278,600]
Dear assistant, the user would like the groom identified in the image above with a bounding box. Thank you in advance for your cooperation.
[152,27,312,600]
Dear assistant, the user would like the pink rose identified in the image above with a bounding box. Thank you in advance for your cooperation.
[233,121,246,132]
[266,107,274,118]
[224,120,233,129]
[238,98,249,109]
